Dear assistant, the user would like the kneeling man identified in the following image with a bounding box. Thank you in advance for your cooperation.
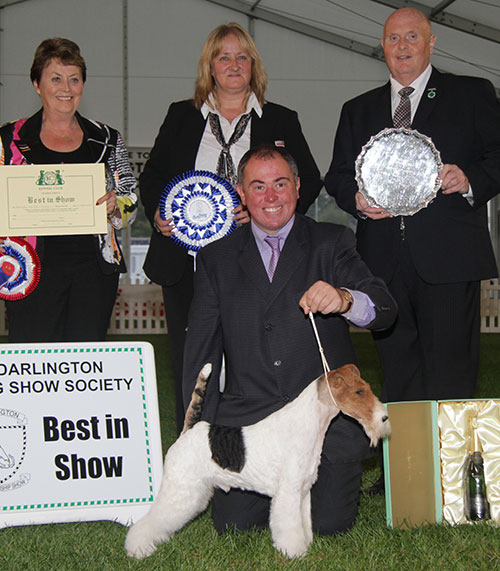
[182,145,397,534]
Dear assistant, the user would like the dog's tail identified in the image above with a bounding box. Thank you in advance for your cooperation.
[181,363,212,434]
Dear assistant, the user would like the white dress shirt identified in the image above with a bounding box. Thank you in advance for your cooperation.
[196,92,263,173]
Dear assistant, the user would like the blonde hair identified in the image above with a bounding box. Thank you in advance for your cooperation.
[193,22,268,109]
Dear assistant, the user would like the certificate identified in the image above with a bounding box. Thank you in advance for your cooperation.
[0,163,108,236]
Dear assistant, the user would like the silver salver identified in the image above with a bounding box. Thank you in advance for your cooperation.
[355,128,443,216]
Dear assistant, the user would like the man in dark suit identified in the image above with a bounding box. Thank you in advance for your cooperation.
[182,145,397,535]
[325,8,500,404]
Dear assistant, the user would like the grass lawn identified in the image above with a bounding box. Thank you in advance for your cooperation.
[0,333,499,570]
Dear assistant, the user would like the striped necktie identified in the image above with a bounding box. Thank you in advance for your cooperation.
[264,236,280,281]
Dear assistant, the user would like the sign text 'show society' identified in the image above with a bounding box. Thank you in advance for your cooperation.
[0,360,133,394]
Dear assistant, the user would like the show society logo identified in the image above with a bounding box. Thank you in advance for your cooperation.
[0,408,29,492]
[36,170,64,186]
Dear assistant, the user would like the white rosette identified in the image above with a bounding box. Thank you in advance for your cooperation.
[0,237,41,300]
[159,170,240,252]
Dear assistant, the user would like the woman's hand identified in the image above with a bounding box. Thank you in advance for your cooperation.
[153,208,175,237]
[96,191,119,217]
[233,203,250,225]
[151,203,249,237]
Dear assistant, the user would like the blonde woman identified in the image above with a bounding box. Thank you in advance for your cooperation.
[140,23,322,433]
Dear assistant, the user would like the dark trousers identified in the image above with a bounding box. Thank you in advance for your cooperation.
[6,258,119,342]
[373,242,480,402]
[162,259,195,434]
[211,458,362,536]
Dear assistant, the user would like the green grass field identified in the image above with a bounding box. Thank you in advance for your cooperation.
[0,333,499,570]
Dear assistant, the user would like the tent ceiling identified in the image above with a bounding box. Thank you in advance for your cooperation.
[0,0,29,7]
[372,0,500,43]
[207,0,500,95]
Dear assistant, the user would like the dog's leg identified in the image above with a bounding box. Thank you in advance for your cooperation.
[269,488,310,558]
[125,471,214,559]
[300,491,313,547]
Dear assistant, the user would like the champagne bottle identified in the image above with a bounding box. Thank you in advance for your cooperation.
[463,417,490,521]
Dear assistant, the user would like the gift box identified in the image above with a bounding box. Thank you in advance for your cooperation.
[383,400,500,528]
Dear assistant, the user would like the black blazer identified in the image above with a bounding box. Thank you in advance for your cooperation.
[182,214,397,462]
[140,99,323,286]
[325,68,500,284]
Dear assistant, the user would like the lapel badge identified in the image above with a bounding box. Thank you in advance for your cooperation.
[427,88,436,99]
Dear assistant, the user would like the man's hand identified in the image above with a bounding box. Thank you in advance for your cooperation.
[299,281,349,315]
[355,192,392,220]
[440,164,470,195]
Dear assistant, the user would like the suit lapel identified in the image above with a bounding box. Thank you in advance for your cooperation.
[375,82,394,131]
[182,107,207,169]
[412,68,441,130]
[237,226,273,298]
[250,107,273,146]
[265,217,307,307]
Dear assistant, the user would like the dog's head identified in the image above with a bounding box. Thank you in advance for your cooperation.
[324,364,391,447]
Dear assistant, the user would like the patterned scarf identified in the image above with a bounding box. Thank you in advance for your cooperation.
[208,111,252,188]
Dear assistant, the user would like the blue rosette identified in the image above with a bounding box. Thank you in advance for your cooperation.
[159,170,240,252]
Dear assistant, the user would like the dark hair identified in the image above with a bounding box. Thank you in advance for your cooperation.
[30,38,87,84]
[237,145,299,184]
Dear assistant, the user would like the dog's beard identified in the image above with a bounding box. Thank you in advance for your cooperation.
[360,416,391,447]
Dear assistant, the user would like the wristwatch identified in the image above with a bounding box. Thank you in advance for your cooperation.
[337,288,353,314]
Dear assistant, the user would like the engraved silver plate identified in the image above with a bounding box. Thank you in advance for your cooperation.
[355,128,443,216]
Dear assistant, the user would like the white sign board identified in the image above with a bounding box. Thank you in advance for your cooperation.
[0,341,163,528]
[128,147,151,179]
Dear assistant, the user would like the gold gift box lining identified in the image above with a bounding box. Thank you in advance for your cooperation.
[439,400,500,525]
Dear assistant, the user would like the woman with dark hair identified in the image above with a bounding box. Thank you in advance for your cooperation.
[140,22,322,433]
[0,38,138,342]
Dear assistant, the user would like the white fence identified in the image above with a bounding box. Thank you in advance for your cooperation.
[108,283,166,334]
[480,279,500,333]
[2,280,500,336]
[0,283,166,336]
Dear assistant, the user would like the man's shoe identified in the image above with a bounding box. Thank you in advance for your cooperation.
[363,474,385,495]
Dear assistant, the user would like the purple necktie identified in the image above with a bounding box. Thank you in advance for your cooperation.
[264,236,280,281]
[393,86,415,128]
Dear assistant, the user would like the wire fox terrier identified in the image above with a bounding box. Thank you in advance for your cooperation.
[125,363,390,559]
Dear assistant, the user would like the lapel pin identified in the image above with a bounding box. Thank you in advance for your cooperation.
[427,88,436,99]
